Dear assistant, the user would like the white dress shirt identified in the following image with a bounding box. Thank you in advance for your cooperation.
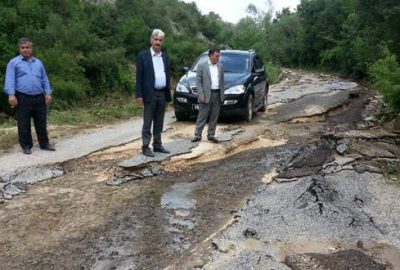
[151,48,167,90]
[208,59,220,90]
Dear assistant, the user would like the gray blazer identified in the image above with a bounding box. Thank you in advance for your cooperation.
[196,60,224,103]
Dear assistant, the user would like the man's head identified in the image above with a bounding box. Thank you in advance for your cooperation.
[208,48,221,65]
[150,29,165,53]
[18,37,33,60]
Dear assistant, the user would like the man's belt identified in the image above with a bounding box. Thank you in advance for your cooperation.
[211,89,220,92]
[15,91,44,97]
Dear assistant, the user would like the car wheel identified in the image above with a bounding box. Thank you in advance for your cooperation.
[175,111,189,121]
[244,94,254,122]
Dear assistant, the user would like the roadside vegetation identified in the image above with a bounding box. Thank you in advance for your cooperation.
[0,0,399,135]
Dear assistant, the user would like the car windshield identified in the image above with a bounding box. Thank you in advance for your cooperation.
[191,53,250,74]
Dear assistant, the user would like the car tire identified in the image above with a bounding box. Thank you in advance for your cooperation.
[175,111,189,121]
[244,94,254,122]
[259,84,269,112]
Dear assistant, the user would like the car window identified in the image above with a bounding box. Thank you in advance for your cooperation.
[191,54,208,72]
[191,53,250,74]
[221,54,250,73]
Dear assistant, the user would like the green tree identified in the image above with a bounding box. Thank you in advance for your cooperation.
[369,46,400,113]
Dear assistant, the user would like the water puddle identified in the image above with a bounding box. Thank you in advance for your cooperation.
[161,182,199,253]
[161,182,197,210]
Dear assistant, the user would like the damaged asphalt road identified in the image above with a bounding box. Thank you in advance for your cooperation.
[1,69,400,270]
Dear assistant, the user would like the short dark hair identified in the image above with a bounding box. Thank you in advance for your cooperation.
[208,48,220,56]
[17,37,33,47]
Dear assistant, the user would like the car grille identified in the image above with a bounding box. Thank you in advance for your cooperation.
[190,86,197,95]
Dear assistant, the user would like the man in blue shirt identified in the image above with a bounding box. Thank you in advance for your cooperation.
[4,37,55,154]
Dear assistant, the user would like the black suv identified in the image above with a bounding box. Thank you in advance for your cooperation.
[173,50,269,121]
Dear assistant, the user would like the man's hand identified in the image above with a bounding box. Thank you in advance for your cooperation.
[8,95,18,107]
[136,98,144,106]
[198,96,205,104]
[45,95,52,105]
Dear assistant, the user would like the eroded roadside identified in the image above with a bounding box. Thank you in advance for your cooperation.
[0,69,399,270]
[173,73,400,269]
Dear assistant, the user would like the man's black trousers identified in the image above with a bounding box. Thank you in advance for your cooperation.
[142,90,166,148]
[15,92,49,149]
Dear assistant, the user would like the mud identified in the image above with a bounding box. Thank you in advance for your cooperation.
[0,142,290,270]
[1,69,399,270]
[284,249,387,270]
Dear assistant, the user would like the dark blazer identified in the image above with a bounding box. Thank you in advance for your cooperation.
[135,49,171,103]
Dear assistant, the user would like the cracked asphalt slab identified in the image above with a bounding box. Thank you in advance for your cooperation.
[1,69,400,270]
[202,169,400,269]
[0,114,175,199]
[181,96,400,269]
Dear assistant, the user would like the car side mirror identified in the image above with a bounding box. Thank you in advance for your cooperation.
[182,67,189,73]
[253,68,264,75]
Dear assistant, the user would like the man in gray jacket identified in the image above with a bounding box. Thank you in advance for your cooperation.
[192,49,224,143]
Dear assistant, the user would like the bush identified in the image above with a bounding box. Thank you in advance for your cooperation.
[266,62,281,84]
[116,65,135,93]
[368,47,400,113]
[0,91,12,116]
[51,78,87,108]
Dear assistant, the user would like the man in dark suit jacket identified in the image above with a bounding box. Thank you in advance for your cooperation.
[136,29,171,157]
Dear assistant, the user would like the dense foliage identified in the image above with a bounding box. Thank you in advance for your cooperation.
[225,0,400,112]
[0,0,213,113]
[1,0,399,115]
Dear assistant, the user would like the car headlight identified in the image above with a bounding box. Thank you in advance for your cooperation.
[224,85,245,94]
[176,83,190,93]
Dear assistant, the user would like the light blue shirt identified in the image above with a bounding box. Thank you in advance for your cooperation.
[151,48,167,90]
[4,55,52,96]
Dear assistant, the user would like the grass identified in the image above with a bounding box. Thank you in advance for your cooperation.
[0,128,18,152]
[266,62,282,84]
[0,118,16,129]
[48,101,141,126]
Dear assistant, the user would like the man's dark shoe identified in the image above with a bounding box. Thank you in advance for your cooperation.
[191,137,201,143]
[22,148,32,155]
[40,144,56,151]
[153,145,170,154]
[207,136,219,143]
[142,147,155,157]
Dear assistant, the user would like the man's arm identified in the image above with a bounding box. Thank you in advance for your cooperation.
[163,52,172,102]
[41,62,53,104]
[196,63,205,103]
[164,51,171,90]
[135,53,144,106]
[220,64,224,90]
[4,60,18,107]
